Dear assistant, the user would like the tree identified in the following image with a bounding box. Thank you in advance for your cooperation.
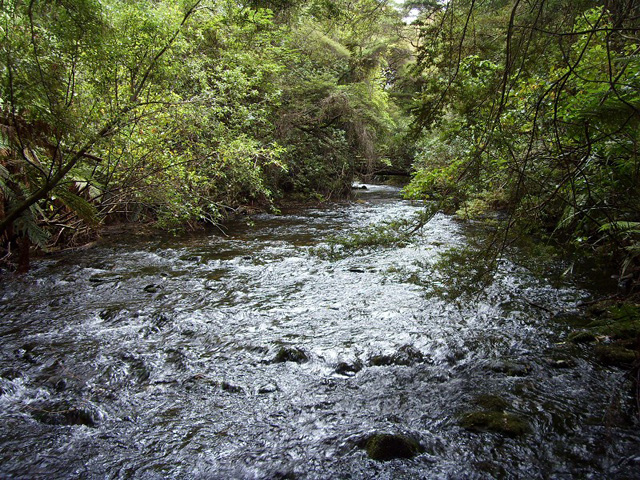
[407,0,640,270]
[1,0,203,256]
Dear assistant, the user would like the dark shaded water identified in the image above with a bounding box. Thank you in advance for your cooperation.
[0,185,638,479]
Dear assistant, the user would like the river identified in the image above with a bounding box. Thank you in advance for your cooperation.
[0,185,638,479]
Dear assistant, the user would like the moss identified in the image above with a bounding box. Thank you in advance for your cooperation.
[595,320,640,342]
[587,303,640,341]
[459,411,530,436]
[364,434,422,461]
[595,345,637,367]
[473,394,509,411]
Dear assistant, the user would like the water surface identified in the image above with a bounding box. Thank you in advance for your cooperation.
[0,185,638,479]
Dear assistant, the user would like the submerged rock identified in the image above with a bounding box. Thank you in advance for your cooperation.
[1,368,22,381]
[459,411,530,436]
[488,361,531,377]
[29,401,98,427]
[257,382,278,394]
[473,394,510,411]
[273,347,309,364]
[89,273,122,284]
[143,284,161,293]
[363,433,422,461]
[545,357,576,369]
[369,345,425,367]
[99,307,120,321]
[335,361,362,376]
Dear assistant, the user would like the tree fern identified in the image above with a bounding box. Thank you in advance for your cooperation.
[51,187,101,226]
[599,222,640,234]
[13,209,51,249]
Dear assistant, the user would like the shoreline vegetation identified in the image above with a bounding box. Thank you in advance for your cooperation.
[1,0,638,284]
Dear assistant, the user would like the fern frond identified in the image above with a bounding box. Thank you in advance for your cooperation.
[52,187,101,226]
[13,209,51,248]
[599,221,640,233]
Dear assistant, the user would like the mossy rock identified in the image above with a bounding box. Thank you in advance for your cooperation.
[273,347,309,364]
[368,354,395,367]
[568,330,597,343]
[595,345,637,367]
[459,411,530,436]
[587,303,640,341]
[595,321,640,342]
[364,433,423,461]
[473,394,509,411]
[609,303,640,321]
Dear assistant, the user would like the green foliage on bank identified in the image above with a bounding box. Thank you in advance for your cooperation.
[406,1,640,274]
[0,0,414,260]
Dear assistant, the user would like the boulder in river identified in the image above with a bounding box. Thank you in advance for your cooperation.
[220,381,244,394]
[257,382,278,394]
[335,361,362,376]
[369,345,425,367]
[273,347,309,364]
[29,401,99,427]
[143,284,161,293]
[472,394,510,411]
[488,361,531,377]
[545,357,576,369]
[362,433,423,461]
[460,393,530,436]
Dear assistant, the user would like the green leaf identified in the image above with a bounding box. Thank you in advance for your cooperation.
[52,187,101,226]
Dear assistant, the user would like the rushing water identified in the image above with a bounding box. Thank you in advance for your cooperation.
[0,185,638,479]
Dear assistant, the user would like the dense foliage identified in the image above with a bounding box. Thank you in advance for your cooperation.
[0,0,413,268]
[3,0,639,276]
[405,0,640,274]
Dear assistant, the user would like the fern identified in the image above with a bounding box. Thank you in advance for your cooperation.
[13,209,51,248]
[599,221,640,234]
[52,187,101,226]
